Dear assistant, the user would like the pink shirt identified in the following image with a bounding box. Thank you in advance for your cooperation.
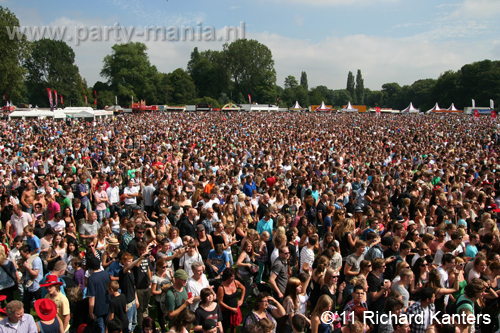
[47,201,61,220]
[94,190,108,211]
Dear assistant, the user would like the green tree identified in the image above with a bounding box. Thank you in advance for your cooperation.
[409,78,436,111]
[187,47,229,99]
[0,6,29,103]
[284,75,298,89]
[355,69,364,104]
[381,82,402,108]
[332,89,352,108]
[24,39,85,107]
[300,71,308,90]
[224,39,276,103]
[309,88,326,105]
[101,42,161,104]
[346,71,355,101]
[167,68,196,105]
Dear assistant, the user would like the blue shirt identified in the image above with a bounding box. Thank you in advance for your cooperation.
[243,181,256,197]
[25,257,43,293]
[465,244,478,258]
[207,250,230,274]
[27,235,40,253]
[257,218,274,240]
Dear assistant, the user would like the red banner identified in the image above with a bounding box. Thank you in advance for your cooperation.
[54,90,58,107]
[60,95,64,105]
[94,90,97,105]
[375,106,381,115]
[47,88,53,107]
[248,94,251,104]
[492,110,497,120]
[85,95,88,106]
[474,109,479,119]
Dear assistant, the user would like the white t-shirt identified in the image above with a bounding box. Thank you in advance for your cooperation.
[437,266,449,305]
[179,252,203,277]
[186,275,210,311]
[49,219,66,233]
[124,186,139,205]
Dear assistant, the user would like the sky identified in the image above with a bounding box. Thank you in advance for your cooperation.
[4,0,500,92]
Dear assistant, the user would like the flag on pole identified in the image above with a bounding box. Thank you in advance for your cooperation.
[94,90,97,105]
[491,99,495,110]
[472,99,476,108]
[474,109,479,120]
[115,96,117,105]
[60,95,64,105]
[248,94,251,104]
[492,110,497,121]
[54,90,58,107]
[85,95,88,107]
[47,88,53,108]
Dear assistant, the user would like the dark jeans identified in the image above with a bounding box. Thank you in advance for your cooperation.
[109,204,121,218]
[23,288,42,313]
[94,314,109,333]
[156,300,167,333]
[2,285,16,304]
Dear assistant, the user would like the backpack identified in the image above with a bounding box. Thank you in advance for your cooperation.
[160,286,178,315]
[451,297,474,314]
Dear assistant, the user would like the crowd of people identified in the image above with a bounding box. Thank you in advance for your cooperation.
[0,111,499,333]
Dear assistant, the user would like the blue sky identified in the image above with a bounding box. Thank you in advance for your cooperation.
[4,0,500,93]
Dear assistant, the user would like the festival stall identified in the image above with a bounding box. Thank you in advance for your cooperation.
[312,101,332,112]
[341,102,358,112]
[289,101,305,112]
[401,102,420,114]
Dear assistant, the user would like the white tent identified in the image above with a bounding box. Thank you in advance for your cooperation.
[315,101,332,111]
[425,103,445,113]
[9,111,29,118]
[401,102,420,113]
[447,103,459,111]
[289,101,304,111]
[342,102,358,112]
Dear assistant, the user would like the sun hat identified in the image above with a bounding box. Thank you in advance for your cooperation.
[107,238,120,246]
[40,275,63,288]
[34,299,58,321]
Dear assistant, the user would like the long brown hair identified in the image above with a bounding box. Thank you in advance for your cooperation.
[283,277,301,309]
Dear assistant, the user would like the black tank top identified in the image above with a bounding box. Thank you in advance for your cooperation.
[198,237,212,261]
[222,282,239,309]
[211,232,225,248]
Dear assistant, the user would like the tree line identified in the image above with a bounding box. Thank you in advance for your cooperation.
[1,6,499,110]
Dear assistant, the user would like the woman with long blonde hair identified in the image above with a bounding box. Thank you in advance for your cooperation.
[310,295,334,333]
[335,218,358,259]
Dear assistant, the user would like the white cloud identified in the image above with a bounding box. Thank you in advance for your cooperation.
[448,0,500,19]
[249,31,490,90]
